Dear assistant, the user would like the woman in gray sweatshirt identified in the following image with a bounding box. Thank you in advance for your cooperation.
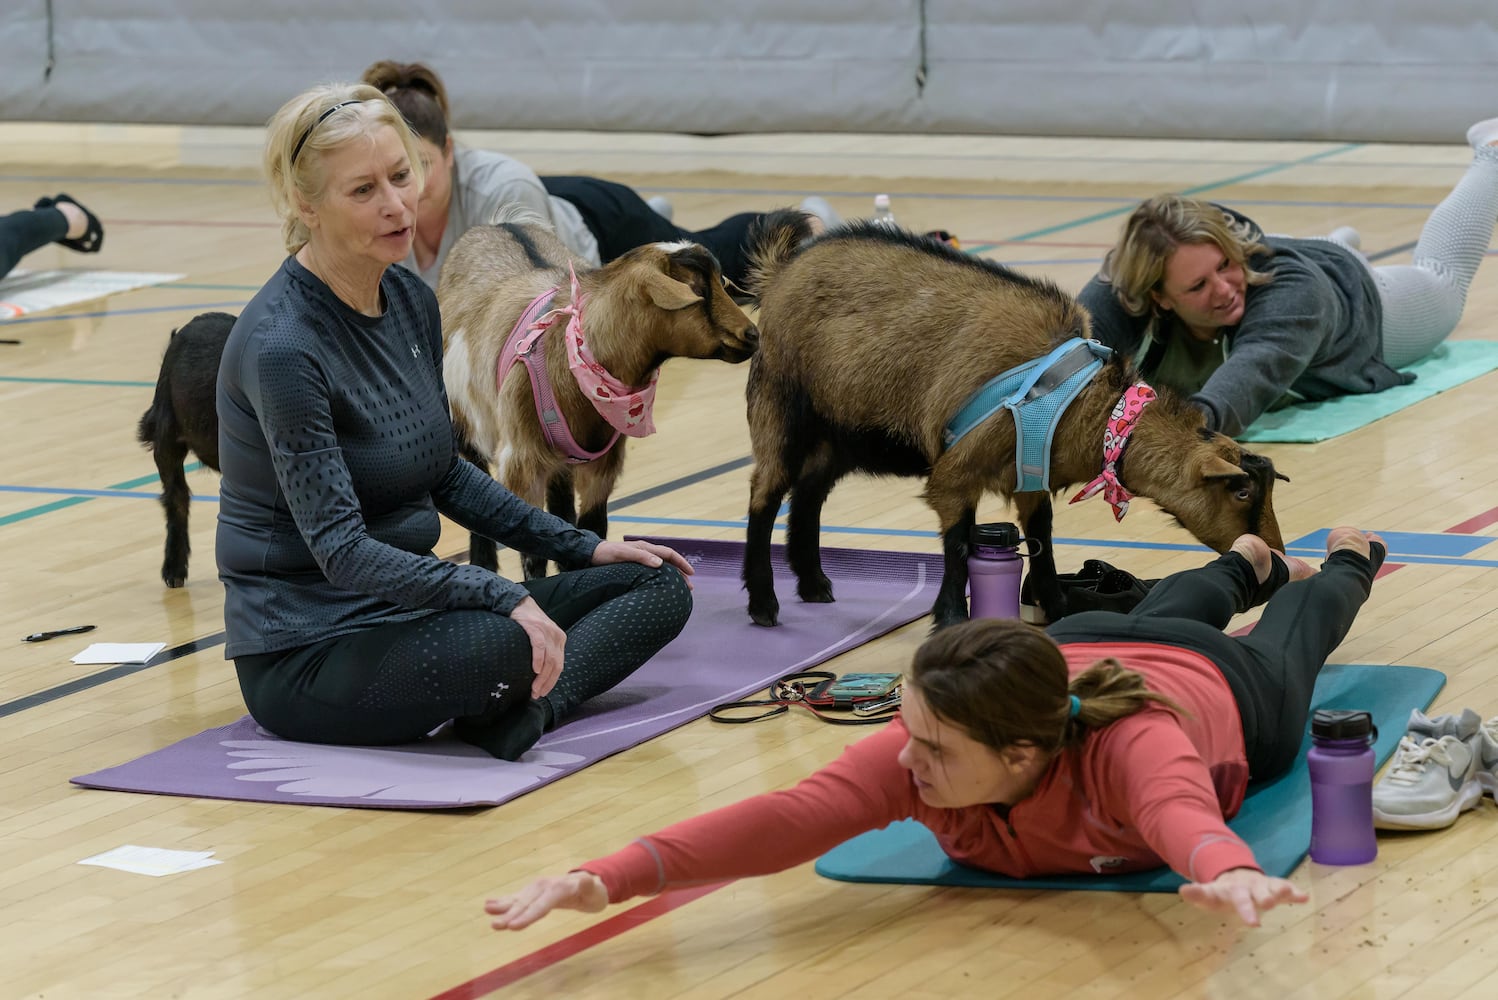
[1079,119,1498,437]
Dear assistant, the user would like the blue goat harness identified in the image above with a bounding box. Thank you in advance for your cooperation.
[942,338,1114,493]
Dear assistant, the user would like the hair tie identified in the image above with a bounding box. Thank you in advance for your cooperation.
[1068,694,1082,719]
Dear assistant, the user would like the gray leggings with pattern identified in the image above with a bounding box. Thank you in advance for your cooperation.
[1325,144,1498,367]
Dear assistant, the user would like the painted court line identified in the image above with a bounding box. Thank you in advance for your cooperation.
[428,882,731,999]
[1447,506,1498,535]
[976,143,1366,249]
[0,300,247,325]
[0,464,203,527]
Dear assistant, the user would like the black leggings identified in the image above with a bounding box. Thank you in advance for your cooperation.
[1045,547,1378,782]
[1,205,67,280]
[234,563,692,757]
[540,175,761,287]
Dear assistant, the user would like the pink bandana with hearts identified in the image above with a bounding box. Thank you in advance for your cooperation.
[1070,382,1157,521]
[556,265,659,437]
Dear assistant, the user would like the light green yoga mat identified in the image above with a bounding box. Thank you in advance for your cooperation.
[1238,341,1498,443]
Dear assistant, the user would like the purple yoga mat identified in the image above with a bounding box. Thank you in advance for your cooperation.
[71,537,940,810]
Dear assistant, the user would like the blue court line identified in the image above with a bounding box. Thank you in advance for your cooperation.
[18,471,1492,565]
[0,465,202,527]
[1,375,154,388]
[989,143,1364,248]
[1289,529,1495,559]
[0,300,248,325]
[0,483,215,501]
[612,515,1498,567]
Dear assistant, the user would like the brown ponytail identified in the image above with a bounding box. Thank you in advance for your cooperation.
[360,60,451,146]
[910,619,1181,755]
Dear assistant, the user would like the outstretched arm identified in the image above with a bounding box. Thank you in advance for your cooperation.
[484,722,915,930]
[1178,868,1309,927]
[1096,713,1310,926]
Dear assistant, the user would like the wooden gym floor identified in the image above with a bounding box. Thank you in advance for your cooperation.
[4,123,1498,999]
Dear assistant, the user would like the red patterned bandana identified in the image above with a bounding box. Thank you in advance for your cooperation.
[558,264,659,437]
[1070,382,1157,521]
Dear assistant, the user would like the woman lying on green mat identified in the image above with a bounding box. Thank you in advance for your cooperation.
[1079,119,1498,437]
[487,528,1386,930]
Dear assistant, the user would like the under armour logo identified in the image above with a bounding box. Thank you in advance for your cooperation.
[491,681,510,698]
[411,344,421,359]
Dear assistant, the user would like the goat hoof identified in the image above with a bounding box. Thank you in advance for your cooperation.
[796,575,835,604]
[748,598,781,628]
[929,605,970,631]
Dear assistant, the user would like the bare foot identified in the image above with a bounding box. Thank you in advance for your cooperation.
[1325,526,1386,561]
[1229,533,1313,584]
[55,201,88,241]
[1282,553,1317,581]
[1228,534,1273,584]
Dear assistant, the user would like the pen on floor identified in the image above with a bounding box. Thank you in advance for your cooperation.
[23,624,97,642]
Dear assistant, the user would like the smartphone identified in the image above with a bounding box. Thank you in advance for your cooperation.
[852,688,903,716]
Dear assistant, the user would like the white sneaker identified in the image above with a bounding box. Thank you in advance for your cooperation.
[646,195,674,223]
[1477,717,1498,797]
[1371,708,1484,830]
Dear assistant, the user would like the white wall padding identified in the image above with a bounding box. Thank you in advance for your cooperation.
[2,0,1497,142]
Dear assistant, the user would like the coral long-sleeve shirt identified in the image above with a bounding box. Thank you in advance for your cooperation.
[583,642,1257,899]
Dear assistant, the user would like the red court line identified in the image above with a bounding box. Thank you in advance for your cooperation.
[429,881,731,999]
[1446,506,1498,535]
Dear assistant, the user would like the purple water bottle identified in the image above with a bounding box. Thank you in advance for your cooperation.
[968,522,1023,620]
[1307,709,1379,865]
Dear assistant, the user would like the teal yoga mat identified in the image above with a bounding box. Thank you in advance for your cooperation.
[814,663,1445,892]
[1238,341,1498,443]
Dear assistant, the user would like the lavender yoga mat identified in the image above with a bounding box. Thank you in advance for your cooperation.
[71,537,940,810]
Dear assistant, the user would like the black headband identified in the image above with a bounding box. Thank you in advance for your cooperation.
[290,100,364,165]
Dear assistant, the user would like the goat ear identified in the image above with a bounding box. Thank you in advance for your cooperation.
[1198,454,1248,482]
[642,269,703,311]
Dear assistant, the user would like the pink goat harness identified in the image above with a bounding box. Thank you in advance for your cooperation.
[1069,381,1157,521]
[496,266,659,464]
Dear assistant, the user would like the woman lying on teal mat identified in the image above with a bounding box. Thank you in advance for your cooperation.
[1079,118,1498,437]
[487,528,1385,930]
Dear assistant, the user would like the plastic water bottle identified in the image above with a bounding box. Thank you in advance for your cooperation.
[968,522,1023,620]
[871,193,898,229]
[1307,709,1379,865]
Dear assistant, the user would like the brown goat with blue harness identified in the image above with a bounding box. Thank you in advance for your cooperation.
[741,211,1287,629]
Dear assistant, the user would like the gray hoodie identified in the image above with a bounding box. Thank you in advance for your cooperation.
[1078,211,1410,437]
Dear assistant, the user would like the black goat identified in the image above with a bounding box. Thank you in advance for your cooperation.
[136,311,235,587]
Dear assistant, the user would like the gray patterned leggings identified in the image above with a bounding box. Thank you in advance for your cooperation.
[233,563,693,759]
[1326,144,1498,368]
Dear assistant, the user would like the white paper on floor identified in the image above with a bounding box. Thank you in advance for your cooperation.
[0,268,185,319]
[77,845,222,877]
[71,642,167,665]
